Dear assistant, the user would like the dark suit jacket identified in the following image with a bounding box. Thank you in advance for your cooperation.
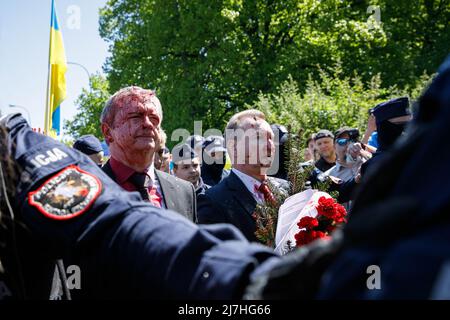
[102,160,197,223]
[197,171,287,242]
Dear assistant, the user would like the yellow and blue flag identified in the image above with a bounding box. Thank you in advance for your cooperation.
[45,0,67,136]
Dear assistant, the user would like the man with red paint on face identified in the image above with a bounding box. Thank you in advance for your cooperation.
[100,86,197,223]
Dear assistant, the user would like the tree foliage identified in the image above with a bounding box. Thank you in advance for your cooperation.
[253,65,433,140]
[96,0,448,135]
[63,74,110,140]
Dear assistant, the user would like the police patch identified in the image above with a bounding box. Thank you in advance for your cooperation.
[28,165,102,220]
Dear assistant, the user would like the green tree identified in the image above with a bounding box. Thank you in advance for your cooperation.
[64,74,110,140]
[351,0,450,88]
[253,66,433,141]
[99,0,448,134]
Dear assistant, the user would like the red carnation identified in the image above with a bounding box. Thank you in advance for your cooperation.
[294,231,314,246]
[333,203,347,223]
[316,196,337,219]
[297,216,319,229]
[295,230,328,247]
[293,195,347,249]
[312,230,327,239]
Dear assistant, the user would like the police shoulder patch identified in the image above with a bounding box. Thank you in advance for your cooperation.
[28,165,102,220]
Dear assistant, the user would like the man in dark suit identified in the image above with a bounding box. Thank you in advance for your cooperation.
[100,86,196,223]
[197,110,287,242]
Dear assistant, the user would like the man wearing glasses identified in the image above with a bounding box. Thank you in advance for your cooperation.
[325,127,372,183]
[324,127,372,209]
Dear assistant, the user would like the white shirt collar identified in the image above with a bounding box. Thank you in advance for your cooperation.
[232,168,265,203]
[145,163,156,184]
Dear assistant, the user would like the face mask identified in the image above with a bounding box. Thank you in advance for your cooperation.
[202,153,225,176]
[377,121,407,151]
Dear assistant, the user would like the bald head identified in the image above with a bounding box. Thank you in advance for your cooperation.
[224,109,275,180]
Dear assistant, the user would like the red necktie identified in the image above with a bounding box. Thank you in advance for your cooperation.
[257,181,276,205]
[148,185,162,208]
[128,172,162,208]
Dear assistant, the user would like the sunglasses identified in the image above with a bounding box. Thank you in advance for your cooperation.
[336,138,350,146]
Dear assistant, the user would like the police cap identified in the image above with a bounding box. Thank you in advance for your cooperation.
[73,135,103,155]
[371,97,411,126]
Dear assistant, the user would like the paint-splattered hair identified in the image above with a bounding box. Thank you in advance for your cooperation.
[100,86,163,127]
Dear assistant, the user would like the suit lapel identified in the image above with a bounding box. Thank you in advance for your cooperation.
[155,170,173,209]
[227,171,257,217]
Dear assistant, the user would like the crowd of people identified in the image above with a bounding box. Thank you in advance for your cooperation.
[71,91,411,231]
[0,56,449,300]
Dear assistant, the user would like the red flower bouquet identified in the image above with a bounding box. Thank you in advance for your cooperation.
[294,196,347,247]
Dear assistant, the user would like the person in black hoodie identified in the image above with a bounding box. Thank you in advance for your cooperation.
[268,124,289,180]
[200,135,230,187]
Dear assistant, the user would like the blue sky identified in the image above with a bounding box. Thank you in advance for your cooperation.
[0,0,109,136]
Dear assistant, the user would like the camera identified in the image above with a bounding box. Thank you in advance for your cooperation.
[347,128,360,142]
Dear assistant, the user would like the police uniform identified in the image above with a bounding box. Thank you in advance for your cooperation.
[0,113,280,299]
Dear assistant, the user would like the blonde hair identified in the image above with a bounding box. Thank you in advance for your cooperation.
[225,109,266,131]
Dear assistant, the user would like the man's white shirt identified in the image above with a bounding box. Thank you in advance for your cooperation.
[231,168,265,204]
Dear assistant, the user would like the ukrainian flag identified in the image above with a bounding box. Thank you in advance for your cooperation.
[45,0,67,136]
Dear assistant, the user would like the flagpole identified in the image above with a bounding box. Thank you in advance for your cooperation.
[44,0,54,136]
[44,64,52,136]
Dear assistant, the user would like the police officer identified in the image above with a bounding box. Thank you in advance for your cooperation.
[359,96,412,176]
[73,134,104,167]
[0,113,279,299]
